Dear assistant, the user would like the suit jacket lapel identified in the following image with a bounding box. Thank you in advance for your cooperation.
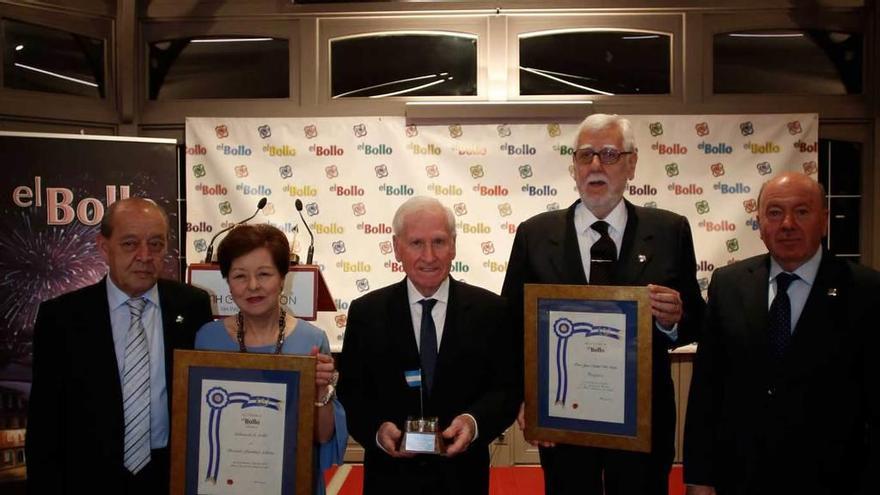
[389,279,421,371]
[742,256,771,368]
[615,200,651,284]
[91,278,125,446]
[158,280,184,394]
[560,203,589,285]
[433,278,463,399]
[787,254,844,373]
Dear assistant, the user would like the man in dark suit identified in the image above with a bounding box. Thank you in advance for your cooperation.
[501,114,705,495]
[338,196,519,495]
[26,198,213,495]
[683,172,880,495]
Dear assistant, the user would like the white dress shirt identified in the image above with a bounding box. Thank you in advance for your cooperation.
[573,199,679,342]
[768,246,822,332]
[107,278,169,449]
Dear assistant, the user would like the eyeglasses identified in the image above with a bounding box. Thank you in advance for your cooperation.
[573,148,633,165]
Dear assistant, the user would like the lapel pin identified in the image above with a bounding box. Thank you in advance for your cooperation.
[176,315,185,323]
[827,288,838,297]
[638,254,647,263]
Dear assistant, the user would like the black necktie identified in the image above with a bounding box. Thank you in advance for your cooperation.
[590,221,617,285]
[418,299,438,395]
[768,272,799,358]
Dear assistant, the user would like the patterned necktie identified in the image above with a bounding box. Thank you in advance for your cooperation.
[418,298,438,396]
[768,273,799,358]
[590,221,617,285]
[123,297,151,474]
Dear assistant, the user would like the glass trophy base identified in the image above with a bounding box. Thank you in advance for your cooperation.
[402,417,445,454]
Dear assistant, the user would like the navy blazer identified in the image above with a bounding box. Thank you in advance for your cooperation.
[684,253,880,494]
[26,277,213,494]
[338,277,520,495]
[501,199,706,461]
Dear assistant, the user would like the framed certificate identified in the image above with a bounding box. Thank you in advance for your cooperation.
[170,350,316,495]
[523,284,652,452]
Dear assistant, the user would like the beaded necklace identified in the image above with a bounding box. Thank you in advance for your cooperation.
[236,308,286,354]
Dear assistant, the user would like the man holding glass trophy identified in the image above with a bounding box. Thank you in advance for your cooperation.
[338,196,520,495]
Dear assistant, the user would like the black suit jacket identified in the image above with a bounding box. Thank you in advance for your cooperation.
[683,253,880,495]
[26,277,213,494]
[337,277,520,495]
[501,199,705,461]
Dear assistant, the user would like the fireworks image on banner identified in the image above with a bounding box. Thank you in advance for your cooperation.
[0,209,106,356]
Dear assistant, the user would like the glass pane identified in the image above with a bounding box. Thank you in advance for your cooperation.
[331,33,476,98]
[519,31,670,95]
[714,30,862,94]
[828,197,859,255]
[827,140,861,195]
[3,19,105,98]
[148,37,289,100]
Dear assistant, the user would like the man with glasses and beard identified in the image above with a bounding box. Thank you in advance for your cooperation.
[502,114,705,495]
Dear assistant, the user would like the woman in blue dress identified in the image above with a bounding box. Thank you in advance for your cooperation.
[195,224,346,495]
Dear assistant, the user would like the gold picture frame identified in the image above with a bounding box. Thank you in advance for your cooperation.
[523,284,652,452]
[170,350,316,495]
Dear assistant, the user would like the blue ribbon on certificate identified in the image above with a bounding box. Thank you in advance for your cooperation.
[552,317,621,406]
[203,386,282,483]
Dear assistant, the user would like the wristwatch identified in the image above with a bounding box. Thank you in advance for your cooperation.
[315,384,336,407]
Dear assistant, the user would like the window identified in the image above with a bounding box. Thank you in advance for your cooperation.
[819,139,861,261]
[2,18,105,98]
[330,32,477,98]
[519,30,671,95]
[714,30,862,95]
[148,36,289,99]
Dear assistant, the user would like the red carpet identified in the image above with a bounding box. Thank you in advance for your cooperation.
[325,464,685,495]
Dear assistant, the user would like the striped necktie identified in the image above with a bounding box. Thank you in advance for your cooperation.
[123,297,151,474]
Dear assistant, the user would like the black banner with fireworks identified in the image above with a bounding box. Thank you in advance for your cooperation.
[0,132,179,412]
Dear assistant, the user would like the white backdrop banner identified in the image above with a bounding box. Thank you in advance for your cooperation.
[185,114,818,350]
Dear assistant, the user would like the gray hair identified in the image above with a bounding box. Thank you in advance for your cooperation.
[392,196,456,237]
[573,114,636,152]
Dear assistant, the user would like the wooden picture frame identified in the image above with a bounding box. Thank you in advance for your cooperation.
[524,284,652,452]
[170,350,316,495]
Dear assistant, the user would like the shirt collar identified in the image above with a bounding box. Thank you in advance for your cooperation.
[769,246,822,286]
[574,198,628,236]
[106,276,160,311]
[406,276,450,305]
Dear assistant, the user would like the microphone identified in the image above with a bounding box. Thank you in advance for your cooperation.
[295,199,315,265]
[203,197,267,263]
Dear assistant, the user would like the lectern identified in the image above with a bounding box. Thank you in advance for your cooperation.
[187,262,336,320]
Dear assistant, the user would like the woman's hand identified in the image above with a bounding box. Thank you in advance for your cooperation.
[310,345,337,397]
[310,346,337,443]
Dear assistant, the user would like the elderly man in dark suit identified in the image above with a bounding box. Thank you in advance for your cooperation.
[26,198,213,495]
[502,113,705,495]
[338,196,519,495]
[684,172,880,495]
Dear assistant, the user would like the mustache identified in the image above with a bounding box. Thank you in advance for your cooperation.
[584,173,610,183]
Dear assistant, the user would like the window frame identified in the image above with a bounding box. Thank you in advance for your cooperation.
[701,9,868,118]
[506,13,683,105]
[0,4,115,123]
[140,19,300,124]
[317,16,489,112]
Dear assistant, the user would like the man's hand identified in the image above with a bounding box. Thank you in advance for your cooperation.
[685,484,717,495]
[442,415,476,457]
[648,284,683,328]
[516,402,555,448]
[377,422,414,458]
